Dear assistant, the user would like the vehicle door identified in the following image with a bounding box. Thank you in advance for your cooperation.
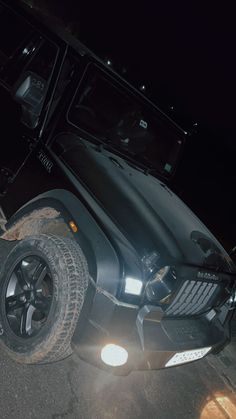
[0,3,58,189]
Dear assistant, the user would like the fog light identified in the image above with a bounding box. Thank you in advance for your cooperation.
[101,344,128,367]
[125,277,143,295]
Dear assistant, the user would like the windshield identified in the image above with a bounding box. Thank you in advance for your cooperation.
[68,64,184,176]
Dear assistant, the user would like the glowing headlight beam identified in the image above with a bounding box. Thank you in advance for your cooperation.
[124,277,143,295]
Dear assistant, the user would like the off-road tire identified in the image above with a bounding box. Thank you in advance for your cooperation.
[0,234,89,364]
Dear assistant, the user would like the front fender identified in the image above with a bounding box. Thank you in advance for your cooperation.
[3,189,121,296]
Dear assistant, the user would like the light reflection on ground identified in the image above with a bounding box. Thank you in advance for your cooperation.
[201,393,236,419]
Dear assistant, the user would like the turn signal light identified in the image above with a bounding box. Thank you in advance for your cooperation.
[69,221,78,233]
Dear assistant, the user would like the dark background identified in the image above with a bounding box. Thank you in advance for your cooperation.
[24,0,236,251]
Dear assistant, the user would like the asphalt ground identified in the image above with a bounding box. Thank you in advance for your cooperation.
[0,238,236,419]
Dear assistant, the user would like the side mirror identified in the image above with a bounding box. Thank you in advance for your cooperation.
[13,71,47,128]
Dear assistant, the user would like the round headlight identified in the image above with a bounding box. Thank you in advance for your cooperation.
[146,266,173,303]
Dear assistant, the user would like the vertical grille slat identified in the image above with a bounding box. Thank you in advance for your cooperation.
[165,281,195,314]
[166,280,218,317]
[185,284,217,315]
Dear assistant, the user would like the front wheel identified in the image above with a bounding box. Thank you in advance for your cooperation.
[0,234,89,364]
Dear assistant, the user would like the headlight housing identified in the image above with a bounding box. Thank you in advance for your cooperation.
[121,251,176,305]
[145,266,175,303]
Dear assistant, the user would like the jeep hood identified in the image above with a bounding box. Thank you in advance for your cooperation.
[59,139,235,274]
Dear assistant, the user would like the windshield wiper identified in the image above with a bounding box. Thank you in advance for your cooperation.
[105,143,155,174]
[92,136,159,175]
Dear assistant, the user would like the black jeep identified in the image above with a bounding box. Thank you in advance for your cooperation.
[0,0,235,373]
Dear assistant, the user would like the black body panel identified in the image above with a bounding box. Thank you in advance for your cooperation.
[54,135,235,274]
[0,0,235,372]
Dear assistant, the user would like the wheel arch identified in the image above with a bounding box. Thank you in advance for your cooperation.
[1,189,121,289]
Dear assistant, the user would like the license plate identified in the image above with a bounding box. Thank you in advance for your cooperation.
[165,347,212,367]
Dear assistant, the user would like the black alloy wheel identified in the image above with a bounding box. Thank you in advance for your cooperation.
[5,255,53,338]
[0,234,89,364]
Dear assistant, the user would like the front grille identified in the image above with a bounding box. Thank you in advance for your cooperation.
[165,280,218,317]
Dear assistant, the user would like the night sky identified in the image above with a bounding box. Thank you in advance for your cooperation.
[25,1,236,251]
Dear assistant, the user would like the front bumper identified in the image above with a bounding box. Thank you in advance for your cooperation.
[72,287,233,374]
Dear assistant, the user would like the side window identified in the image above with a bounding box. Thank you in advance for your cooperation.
[0,6,32,67]
[0,5,58,129]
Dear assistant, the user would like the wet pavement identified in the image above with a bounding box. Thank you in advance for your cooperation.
[0,238,236,419]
